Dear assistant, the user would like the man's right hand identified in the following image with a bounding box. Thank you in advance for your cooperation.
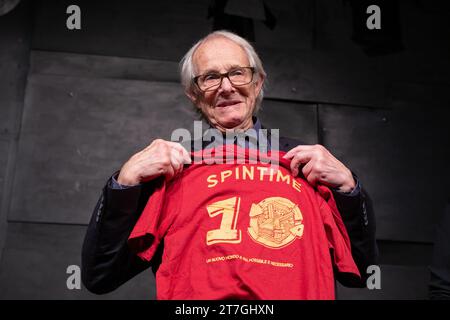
[117,139,191,186]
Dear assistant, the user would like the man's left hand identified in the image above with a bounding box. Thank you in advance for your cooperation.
[282,144,355,193]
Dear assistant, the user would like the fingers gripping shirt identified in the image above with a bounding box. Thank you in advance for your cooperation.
[128,146,360,300]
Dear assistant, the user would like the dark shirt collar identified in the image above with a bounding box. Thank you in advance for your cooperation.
[201,116,269,150]
[252,116,262,133]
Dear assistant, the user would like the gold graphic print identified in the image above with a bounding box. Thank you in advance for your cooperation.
[248,197,304,248]
[206,196,242,245]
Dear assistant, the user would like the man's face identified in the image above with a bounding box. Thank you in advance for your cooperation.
[188,37,264,132]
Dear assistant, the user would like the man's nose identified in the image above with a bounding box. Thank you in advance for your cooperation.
[218,76,234,92]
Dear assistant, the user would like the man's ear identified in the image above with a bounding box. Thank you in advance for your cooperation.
[254,73,265,95]
[185,90,199,106]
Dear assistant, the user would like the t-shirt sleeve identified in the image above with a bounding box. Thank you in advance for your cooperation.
[317,185,361,279]
[127,179,172,261]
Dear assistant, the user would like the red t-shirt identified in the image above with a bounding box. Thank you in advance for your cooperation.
[128,146,360,300]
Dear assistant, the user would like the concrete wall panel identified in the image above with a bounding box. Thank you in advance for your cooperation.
[9,75,196,224]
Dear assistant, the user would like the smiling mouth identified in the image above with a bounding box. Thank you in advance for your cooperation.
[216,100,242,108]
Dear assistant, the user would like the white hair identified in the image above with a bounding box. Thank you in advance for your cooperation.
[179,30,266,114]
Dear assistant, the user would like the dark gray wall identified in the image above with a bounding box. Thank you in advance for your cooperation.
[0,0,449,299]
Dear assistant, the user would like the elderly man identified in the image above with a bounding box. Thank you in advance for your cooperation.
[82,30,377,299]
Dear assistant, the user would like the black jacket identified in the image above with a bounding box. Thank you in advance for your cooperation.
[81,136,378,294]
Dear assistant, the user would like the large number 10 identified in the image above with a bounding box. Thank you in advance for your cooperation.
[206,196,242,245]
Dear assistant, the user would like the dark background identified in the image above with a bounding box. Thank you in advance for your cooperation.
[0,0,449,299]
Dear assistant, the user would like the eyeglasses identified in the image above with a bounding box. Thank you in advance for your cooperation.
[193,67,255,92]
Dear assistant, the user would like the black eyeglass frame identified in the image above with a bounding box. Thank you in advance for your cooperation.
[193,66,256,92]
